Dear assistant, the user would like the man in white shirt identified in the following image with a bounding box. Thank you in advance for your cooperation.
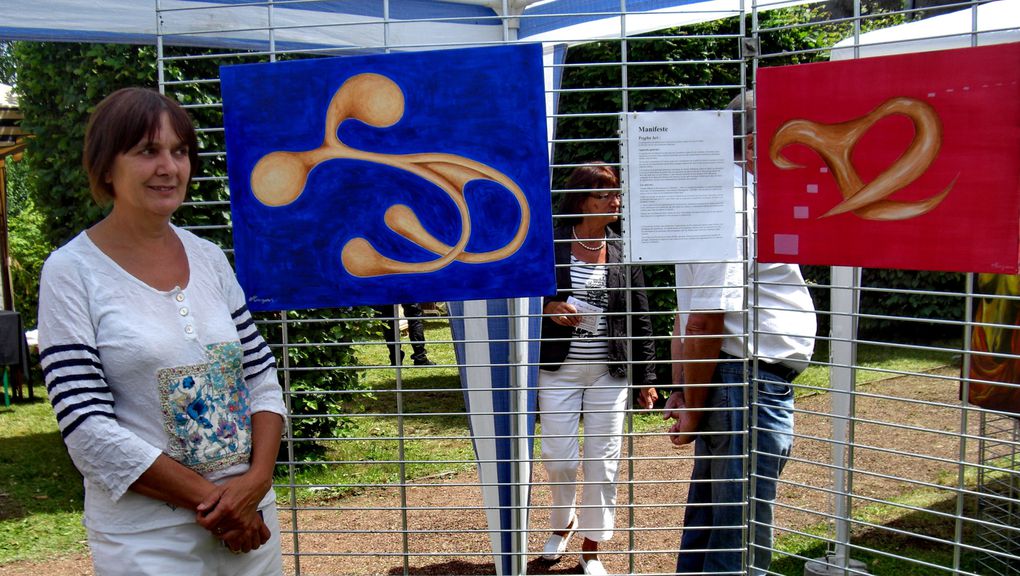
[665,92,817,575]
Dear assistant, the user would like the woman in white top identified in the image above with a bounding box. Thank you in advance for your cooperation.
[37,88,286,576]
[537,162,658,575]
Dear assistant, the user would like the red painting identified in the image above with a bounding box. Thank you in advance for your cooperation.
[757,42,1020,273]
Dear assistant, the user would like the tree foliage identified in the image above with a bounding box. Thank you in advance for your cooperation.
[12,42,154,247]
[5,159,50,326]
[260,307,381,463]
[10,42,234,247]
[0,42,15,86]
[802,265,966,341]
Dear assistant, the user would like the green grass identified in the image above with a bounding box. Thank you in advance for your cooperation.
[282,319,672,502]
[281,319,475,500]
[794,339,958,395]
[0,399,88,563]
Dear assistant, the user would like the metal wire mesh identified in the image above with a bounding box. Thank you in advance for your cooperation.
[145,1,1020,575]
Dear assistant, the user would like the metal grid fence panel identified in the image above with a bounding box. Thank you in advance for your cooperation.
[147,1,1020,575]
[752,2,1020,575]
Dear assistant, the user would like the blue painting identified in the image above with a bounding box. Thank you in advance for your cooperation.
[221,44,555,311]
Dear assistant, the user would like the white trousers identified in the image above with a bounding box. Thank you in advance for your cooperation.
[539,362,629,542]
[87,501,282,576]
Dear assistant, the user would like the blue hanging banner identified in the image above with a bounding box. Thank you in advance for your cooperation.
[448,297,542,576]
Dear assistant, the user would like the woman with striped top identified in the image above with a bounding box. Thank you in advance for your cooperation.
[537,162,658,575]
[37,88,286,575]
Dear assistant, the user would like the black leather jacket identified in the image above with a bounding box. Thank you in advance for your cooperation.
[539,225,657,386]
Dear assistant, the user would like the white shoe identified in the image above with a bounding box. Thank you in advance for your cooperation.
[579,555,608,576]
[540,516,576,561]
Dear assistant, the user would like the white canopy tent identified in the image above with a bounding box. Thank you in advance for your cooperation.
[0,0,816,50]
[830,0,1020,60]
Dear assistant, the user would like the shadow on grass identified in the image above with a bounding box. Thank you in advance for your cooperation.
[0,429,83,522]
[360,371,465,413]
[772,489,987,576]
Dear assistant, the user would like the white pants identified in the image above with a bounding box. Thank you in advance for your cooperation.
[88,501,283,576]
[539,362,629,542]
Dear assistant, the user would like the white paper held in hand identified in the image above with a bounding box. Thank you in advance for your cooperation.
[566,296,603,335]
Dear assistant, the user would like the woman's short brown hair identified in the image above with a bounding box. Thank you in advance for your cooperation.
[557,161,619,226]
[83,87,200,205]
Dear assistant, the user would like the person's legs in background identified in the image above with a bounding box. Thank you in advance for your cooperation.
[372,305,405,366]
[576,366,628,569]
[373,303,434,366]
[540,365,585,530]
[403,302,434,366]
[538,364,586,559]
[676,361,747,574]
[748,369,795,576]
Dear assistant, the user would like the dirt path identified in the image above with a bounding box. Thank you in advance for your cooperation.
[2,368,980,575]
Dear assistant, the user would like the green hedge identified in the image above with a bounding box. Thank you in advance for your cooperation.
[803,266,966,341]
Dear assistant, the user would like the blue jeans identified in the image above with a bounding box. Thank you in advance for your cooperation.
[676,360,795,575]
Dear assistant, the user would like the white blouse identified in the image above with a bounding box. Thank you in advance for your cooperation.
[38,226,286,533]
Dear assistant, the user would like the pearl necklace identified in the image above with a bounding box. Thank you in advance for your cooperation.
[572,227,605,252]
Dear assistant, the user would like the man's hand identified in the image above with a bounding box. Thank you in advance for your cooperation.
[663,391,698,446]
[667,311,723,447]
[662,391,686,421]
[668,411,699,446]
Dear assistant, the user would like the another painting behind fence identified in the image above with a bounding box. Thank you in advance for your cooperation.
[968,273,1020,416]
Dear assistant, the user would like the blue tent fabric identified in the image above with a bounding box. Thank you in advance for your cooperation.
[520,0,730,37]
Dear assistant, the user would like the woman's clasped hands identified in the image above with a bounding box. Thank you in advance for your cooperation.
[196,472,273,554]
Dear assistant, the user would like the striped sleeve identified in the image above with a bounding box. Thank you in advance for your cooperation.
[37,251,162,501]
[40,342,114,438]
[232,303,276,384]
[216,248,286,418]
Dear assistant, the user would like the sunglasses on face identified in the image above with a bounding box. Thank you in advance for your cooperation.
[589,191,621,201]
